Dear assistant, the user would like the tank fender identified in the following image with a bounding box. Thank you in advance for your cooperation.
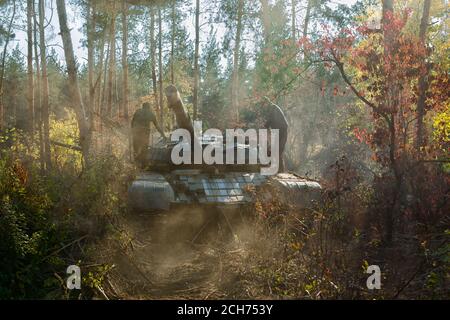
[128,173,175,212]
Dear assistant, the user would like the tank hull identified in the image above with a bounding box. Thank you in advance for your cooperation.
[128,170,321,213]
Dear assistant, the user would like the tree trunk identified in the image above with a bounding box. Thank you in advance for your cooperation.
[39,0,51,169]
[386,115,402,245]
[87,1,95,122]
[193,0,200,120]
[291,0,296,41]
[56,0,91,165]
[94,27,107,139]
[122,0,129,120]
[107,7,116,119]
[382,0,396,245]
[122,0,131,161]
[101,41,110,115]
[96,27,107,117]
[382,0,394,56]
[260,0,270,42]
[415,0,431,151]
[382,0,394,23]
[158,7,164,127]
[0,0,16,130]
[232,0,244,122]
[150,6,158,109]
[382,0,395,118]
[303,0,311,38]
[27,0,34,133]
[33,1,44,172]
[170,0,176,84]
[170,1,176,129]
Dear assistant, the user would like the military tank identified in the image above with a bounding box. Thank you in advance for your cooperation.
[128,135,321,213]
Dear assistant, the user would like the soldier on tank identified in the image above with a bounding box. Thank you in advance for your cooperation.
[261,97,288,173]
[131,102,167,165]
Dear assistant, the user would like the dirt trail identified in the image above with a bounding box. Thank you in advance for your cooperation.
[104,209,253,299]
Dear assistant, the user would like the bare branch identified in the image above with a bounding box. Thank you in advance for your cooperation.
[50,140,82,152]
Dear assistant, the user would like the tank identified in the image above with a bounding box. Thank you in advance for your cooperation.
[128,135,322,213]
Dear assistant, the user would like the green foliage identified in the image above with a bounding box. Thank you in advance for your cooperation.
[0,150,64,298]
[0,125,128,298]
[82,264,115,299]
[200,27,226,128]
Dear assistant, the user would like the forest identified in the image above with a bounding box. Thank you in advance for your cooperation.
[0,0,448,299]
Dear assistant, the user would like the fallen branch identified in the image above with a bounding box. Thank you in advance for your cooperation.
[41,235,89,262]
[203,289,218,300]
[96,285,109,300]
[419,159,450,163]
[392,260,425,299]
[50,139,82,152]
[123,251,154,286]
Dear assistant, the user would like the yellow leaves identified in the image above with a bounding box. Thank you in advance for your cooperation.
[429,0,449,20]
[50,109,83,170]
[362,259,369,271]
[291,241,303,251]
[432,107,450,145]
[432,33,450,73]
